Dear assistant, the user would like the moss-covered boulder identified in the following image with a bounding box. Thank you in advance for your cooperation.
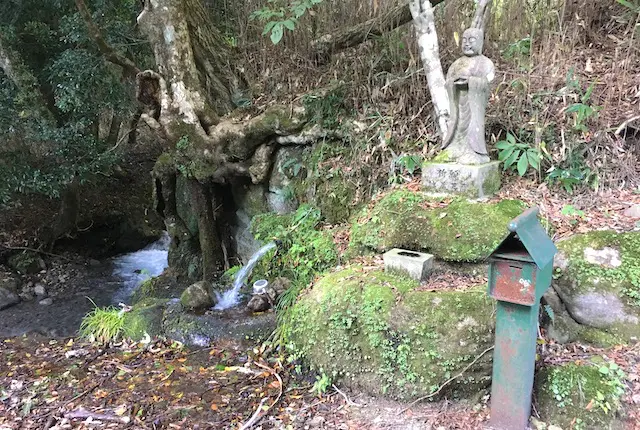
[130,269,183,304]
[535,360,627,429]
[286,266,495,400]
[542,289,624,347]
[162,301,275,347]
[349,189,525,262]
[180,281,215,311]
[123,298,169,340]
[553,231,640,341]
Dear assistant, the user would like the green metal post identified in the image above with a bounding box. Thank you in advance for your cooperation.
[486,207,557,430]
[489,300,539,429]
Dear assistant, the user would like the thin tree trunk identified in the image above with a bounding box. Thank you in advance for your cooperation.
[410,0,449,136]
[128,109,142,146]
[107,113,122,148]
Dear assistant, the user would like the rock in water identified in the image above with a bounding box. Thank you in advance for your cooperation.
[247,294,270,312]
[180,281,215,311]
[34,283,47,297]
[265,277,291,303]
[39,297,53,306]
[0,287,20,310]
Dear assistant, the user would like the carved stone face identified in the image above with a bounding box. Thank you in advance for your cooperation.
[461,29,484,56]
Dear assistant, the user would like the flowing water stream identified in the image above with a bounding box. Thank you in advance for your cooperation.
[0,234,170,338]
[214,241,276,310]
[0,233,277,340]
[111,232,170,304]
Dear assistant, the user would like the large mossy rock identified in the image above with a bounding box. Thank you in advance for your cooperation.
[180,281,215,311]
[163,301,275,347]
[535,360,627,429]
[286,266,495,400]
[349,189,525,262]
[123,298,169,340]
[553,231,640,341]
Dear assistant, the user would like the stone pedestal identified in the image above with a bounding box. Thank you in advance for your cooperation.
[383,248,434,282]
[422,161,501,199]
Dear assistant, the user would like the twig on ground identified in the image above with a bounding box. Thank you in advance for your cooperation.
[239,397,269,430]
[0,244,74,261]
[332,384,362,407]
[64,409,131,423]
[253,361,284,406]
[40,376,108,427]
[237,361,285,429]
[398,345,495,415]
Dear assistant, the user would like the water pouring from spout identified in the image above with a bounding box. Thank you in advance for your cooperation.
[214,242,276,310]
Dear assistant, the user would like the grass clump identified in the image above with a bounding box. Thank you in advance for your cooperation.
[79,304,125,344]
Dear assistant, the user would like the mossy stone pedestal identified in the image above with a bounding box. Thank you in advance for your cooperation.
[422,161,501,199]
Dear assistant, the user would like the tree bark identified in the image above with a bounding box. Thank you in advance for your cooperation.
[410,0,449,136]
[187,179,223,280]
[311,0,445,65]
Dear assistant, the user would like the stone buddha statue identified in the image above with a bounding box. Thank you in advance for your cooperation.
[441,28,495,165]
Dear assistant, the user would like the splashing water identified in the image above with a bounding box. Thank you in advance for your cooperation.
[111,232,170,304]
[214,242,276,310]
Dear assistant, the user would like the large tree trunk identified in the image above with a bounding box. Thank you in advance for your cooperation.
[311,1,445,65]
[187,179,223,281]
[136,0,311,282]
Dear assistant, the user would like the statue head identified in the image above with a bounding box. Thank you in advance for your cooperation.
[461,28,484,56]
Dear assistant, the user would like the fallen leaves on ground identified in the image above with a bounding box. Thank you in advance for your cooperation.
[496,178,640,240]
[0,336,357,429]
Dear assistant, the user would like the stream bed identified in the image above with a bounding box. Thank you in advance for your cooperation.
[0,234,169,338]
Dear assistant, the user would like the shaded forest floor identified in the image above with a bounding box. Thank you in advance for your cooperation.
[1,335,639,430]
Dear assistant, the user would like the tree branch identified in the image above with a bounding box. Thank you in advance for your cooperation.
[74,0,140,77]
[311,0,445,64]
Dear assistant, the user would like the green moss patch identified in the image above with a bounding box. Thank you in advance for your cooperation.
[535,360,626,429]
[123,298,169,340]
[556,231,640,303]
[285,266,495,400]
[349,189,525,262]
[552,231,640,341]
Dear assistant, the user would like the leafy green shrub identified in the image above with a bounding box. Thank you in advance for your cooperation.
[496,132,543,176]
[251,205,338,348]
[79,305,125,344]
[389,153,423,184]
[251,204,337,287]
[250,0,323,44]
[545,156,596,193]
